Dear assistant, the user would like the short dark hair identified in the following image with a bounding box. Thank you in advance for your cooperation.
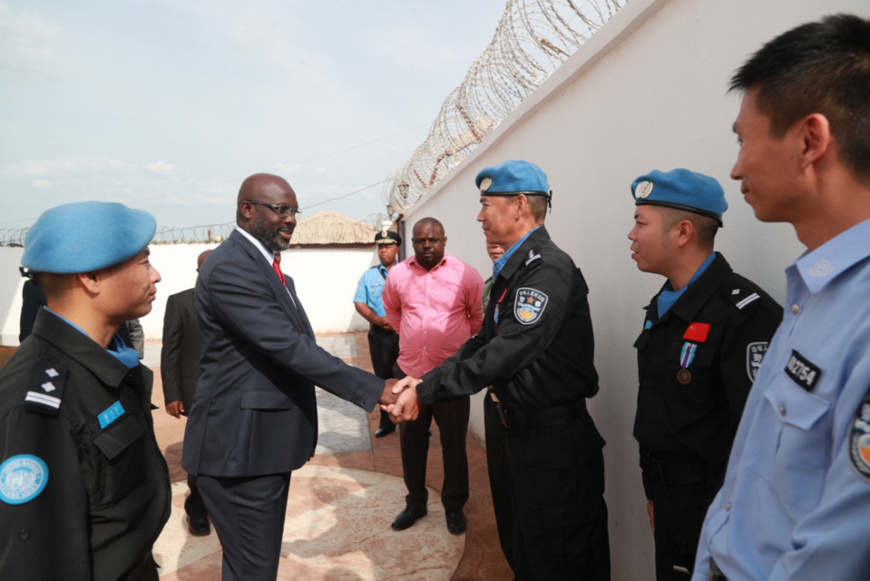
[660,207,720,249]
[729,14,870,184]
[527,195,548,222]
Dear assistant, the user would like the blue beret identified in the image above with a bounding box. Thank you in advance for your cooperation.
[375,230,401,245]
[631,168,728,225]
[22,201,157,273]
[475,160,550,198]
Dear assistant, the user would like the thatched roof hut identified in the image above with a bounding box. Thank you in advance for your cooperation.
[289,210,378,247]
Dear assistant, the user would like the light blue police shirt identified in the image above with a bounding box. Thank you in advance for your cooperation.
[693,218,870,580]
[353,263,391,318]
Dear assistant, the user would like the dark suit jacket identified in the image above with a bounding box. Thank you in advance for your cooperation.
[182,230,383,477]
[160,288,200,413]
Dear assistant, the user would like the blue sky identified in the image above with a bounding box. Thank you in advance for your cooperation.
[0,0,505,231]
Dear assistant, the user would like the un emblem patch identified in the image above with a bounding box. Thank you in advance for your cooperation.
[746,342,769,382]
[849,393,870,482]
[0,454,49,505]
[514,287,548,325]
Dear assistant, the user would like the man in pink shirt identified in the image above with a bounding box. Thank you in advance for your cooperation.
[382,217,484,534]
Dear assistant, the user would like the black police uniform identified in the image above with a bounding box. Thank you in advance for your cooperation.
[0,310,171,580]
[418,226,610,581]
[481,276,514,570]
[633,252,781,580]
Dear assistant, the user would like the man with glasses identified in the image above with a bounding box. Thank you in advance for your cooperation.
[183,173,399,581]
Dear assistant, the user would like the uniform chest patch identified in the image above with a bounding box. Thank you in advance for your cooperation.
[0,454,49,505]
[785,350,821,392]
[849,393,870,482]
[746,342,769,382]
[514,287,548,325]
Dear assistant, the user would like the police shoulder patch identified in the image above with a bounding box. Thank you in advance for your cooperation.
[0,454,49,505]
[514,287,548,325]
[746,342,769,382]
[849,390,870,483]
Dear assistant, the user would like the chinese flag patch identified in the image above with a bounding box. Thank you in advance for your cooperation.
[683,322,710,342]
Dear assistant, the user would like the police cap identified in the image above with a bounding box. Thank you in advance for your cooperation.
[22,201,157,273]
[631,168,727,225]
[375,230,401,246]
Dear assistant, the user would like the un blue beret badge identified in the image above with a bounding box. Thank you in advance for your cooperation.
[0,454,49,505]
[480,177,492,192]
[514,288,548,325]
[635,181,653,199]
[849,391,870,482]
[746,342,769,382]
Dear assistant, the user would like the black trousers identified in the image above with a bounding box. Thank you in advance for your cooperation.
[198,473,291,581]
[184,473,209,522]
[395,364,470,510]
[646,477,720,580]
[484,393,514,570]
[508,414,610,581]
[368,326,399,429]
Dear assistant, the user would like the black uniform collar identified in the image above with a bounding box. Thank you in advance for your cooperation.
[497,226,551,282]
[31,309,133,389]
[647,252,733,322]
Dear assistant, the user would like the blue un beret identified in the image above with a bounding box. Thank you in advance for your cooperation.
[631,168,728,225]
[475,160,551,199]
[22,201,157,273]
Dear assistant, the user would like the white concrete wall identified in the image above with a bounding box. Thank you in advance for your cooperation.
[400,0,869,578]
[0,243,378,344]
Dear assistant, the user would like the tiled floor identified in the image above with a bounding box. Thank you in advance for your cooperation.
[148,332,513,580]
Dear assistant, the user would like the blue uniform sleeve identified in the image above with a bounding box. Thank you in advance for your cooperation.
[353,271,369,304]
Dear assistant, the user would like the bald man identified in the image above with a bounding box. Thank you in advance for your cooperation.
[182,174,398,580]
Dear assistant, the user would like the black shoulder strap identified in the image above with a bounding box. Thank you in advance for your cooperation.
[24,359,68,416]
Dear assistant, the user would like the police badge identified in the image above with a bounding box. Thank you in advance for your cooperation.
[849,392,870,482]
[514,287,548,325]
[746,341,769,382]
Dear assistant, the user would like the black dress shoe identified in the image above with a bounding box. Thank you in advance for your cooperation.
[391,505,427,530]
[445,508,466,535]
[187,516,211,536]
[375,425,396,438]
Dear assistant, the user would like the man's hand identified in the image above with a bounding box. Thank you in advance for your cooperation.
[392,375,422,394]
[389,385,420,424]
[379,379,400,407]
[647,499,655,534]
[377,316,394,332]
[165,401,184,418]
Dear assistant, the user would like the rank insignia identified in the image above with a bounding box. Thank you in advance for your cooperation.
[0,454,49,505]
[514,287,548,325]
[24,360,68,415]
[746,342,769,382]
[849,392,870,482]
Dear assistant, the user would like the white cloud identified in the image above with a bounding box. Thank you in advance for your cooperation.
[147,161,175,175]
[31,179,53,189]
[0,1,63,78]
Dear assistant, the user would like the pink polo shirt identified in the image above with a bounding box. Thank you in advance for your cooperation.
[382,252,484,379]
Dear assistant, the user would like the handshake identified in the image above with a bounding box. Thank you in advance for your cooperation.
[378,377,422,423]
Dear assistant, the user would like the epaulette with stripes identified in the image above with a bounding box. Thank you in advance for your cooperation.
[24,359,68,416]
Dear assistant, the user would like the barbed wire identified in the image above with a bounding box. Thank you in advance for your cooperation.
[382,0,626,218]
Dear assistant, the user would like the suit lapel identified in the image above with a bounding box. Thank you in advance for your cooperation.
[230,231,309,334]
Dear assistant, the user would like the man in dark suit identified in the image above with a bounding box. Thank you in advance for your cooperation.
[182,173,397,581]
[161,249,212,536]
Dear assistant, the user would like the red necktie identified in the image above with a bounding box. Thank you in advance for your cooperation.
[272,258,285,286]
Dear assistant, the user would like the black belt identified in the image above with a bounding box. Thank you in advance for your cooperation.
[495,400,585,431]
[641,453,725,487]
[708,557,726,581]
